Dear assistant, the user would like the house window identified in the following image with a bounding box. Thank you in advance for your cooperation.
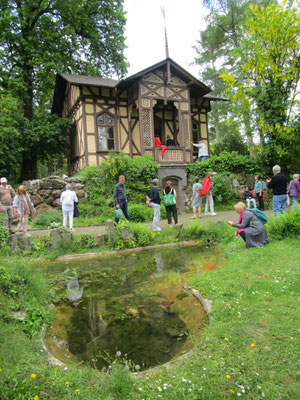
[192,119,199,143]
[97,113,114,151]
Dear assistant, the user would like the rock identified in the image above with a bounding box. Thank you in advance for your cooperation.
[52,198,61,207]
[46,196,55,205]
[106,219,115,237]
[12,311,27,321]
[120,225,134,242]
[39,189,52,197]
[31,194,43,206]
[232,178,240,188]
[10,233,31,253]
[35,204,55,215]
[94,234,108,246]
[52,189,62,198]
[40,178,66,190]
[22,179,41,192]
[48,228,73,250]
[75,189,85,199]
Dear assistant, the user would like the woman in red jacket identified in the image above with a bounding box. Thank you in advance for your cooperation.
[202,172,217,216]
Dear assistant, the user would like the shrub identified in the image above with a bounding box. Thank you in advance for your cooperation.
[128,204,148,222]
[186,151,260,178]
[31,211,62,228]
[212,173,240,206]
[267,207,300,240]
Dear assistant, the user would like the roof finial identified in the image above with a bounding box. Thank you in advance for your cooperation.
[161,5,169,59]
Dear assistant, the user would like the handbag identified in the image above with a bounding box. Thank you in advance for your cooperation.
[198,188,205,197]
[146,198,151,207]
[163,189,175,206]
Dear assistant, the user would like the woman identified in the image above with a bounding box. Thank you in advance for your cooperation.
[163,181,178,227]
[148,179,161,231]
[254,175,264,211]
[228,202,269,248]
[190,176,202,219]
[13,185,36,234]
[60,184,78,231]
[202,172,217,216]
[288,174,300,209]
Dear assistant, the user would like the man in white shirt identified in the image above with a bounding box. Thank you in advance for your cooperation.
[191,140,209,162]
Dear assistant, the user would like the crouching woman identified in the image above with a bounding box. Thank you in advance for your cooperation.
[228,202,269,248]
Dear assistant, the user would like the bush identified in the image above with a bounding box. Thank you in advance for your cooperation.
[212,173,241,206]
[186,151,260,178]
[267,207,300,240]
[128,204,148,222]
[31,211,62,228]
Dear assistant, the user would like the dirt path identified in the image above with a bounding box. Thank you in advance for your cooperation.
[28,209,273,237]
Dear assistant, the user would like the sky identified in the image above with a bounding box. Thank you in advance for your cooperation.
[123,0,209,79]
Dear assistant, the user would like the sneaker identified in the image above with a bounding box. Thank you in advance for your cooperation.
[153,227,162,231]
[211,212,217,216]
[205,212,211,216]
[169,225,173,228]
[70,228,75,232]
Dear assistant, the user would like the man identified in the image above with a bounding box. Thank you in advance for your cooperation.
[191,140,208,162]
[113,175,130,223]
[267,165,287,216]
[60,184,78,231]
[0,177,15,233]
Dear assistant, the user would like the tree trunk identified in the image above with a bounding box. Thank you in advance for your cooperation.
[20,153,37,181]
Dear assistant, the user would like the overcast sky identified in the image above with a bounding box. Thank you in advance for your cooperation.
[123,0,209,79]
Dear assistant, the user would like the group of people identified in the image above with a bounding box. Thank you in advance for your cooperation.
[113,175,177,231]
[0,177,36,234]
[191,173,217,219]
[228,165,299,249]
[0,177,79,234]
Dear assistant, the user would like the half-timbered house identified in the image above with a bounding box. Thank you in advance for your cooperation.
[52,58,219,211]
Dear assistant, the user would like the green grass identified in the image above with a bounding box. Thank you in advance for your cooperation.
[0,237,299,399]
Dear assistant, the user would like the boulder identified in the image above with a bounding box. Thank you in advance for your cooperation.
[75,189,85,199]
[39,189,52,197]
[52,198,61,207]
[31,194,43,206]
[23,179,41,192]
[46,196,55,205]
[94,234,108,246]
[35,204,55,215]
[52,189,62,198]
[10,233,31,253]
[120,225,134,242]
[48,228,73,250]
[106,219,115,237]
[40,178,66,190]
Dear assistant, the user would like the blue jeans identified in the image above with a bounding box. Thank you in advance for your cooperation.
[199,155,208,162]
[115,200,130,223]
[151,203,161,229]
[290,196,298,209]
[273,194,287,216]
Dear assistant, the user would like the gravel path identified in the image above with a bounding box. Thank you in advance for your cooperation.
[28,209,273,237]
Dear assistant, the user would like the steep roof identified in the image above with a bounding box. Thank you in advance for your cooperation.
[52,58,215,115]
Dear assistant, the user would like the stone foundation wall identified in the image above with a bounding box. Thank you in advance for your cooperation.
[23,176,87,215]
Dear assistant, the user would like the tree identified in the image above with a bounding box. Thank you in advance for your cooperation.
[194,0,274,155]
[0,0,127,180]
[220,2,300,171]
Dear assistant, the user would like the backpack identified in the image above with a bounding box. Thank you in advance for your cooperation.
[63,191,74,206]
[249,209,268,224]
[163,188,175,206]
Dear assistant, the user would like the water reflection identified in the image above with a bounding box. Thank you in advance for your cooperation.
[45,245,217,370]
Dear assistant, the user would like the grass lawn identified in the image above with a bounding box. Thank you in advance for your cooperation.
[0,236,299,399]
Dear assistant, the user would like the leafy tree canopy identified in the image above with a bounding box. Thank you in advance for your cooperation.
[0,0,127,180]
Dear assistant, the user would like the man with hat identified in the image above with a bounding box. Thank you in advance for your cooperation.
[0,177,16,233]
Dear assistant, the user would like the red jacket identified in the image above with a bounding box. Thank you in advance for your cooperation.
[202,176,211,194]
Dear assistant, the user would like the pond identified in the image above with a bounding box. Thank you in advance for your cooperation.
[44,244,219,371]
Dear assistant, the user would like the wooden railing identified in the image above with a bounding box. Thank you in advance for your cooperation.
[144,147,192,164]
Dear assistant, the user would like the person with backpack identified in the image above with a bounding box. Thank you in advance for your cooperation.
[227,202,269,248]
[163,181,178,227]
[60,184,78,231]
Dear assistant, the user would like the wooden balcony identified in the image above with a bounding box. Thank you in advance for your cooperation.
[144,146,193,165]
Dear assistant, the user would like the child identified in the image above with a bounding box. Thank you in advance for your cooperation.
[243,186,257,209]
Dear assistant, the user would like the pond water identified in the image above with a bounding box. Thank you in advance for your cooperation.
[44,244,219,371]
